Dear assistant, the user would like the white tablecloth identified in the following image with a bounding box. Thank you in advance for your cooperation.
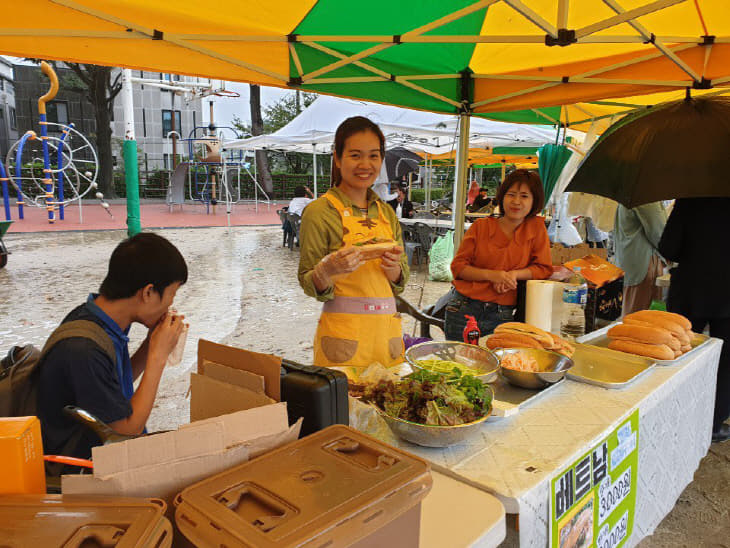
[355,339,722,547]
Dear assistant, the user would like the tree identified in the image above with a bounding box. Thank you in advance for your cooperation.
[25,61,121,198]
[249,84,273,194]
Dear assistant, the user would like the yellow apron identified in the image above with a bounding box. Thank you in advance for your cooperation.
[313,191,404,372]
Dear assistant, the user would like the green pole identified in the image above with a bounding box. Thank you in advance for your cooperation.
[124,139,141,236]
[121,68,141,236]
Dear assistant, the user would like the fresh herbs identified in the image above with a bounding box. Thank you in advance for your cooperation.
[361,368,492,426]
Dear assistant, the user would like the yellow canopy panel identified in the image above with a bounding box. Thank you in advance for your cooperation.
[2,0,729,124]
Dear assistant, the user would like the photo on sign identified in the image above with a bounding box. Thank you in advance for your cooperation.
[559,495,594,548]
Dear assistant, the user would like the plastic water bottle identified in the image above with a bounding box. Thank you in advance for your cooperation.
[560,267,587,341]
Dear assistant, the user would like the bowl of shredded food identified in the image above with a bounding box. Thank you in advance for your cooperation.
[494,348,574,389]
[360,369,493,447]
[405,341,499,383]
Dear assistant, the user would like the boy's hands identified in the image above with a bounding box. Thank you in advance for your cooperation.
[148,312,185,365]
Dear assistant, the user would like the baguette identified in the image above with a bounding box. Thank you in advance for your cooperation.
[625,309,691,330]
[680,344,692,353]
[611,335,681,352]
[607,323,673,345]
[494,322,553,347]
[625,310,688,332]
[549,333,576,357]
[624,314,687,342]
[485,333,543,350]
[608,340,675,360]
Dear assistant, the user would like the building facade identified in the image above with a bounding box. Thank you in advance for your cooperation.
[11,62,204,172]
[0,57,18,159]
[111,70,206,171]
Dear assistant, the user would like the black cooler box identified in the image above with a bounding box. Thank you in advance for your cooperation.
[281,360,349,437]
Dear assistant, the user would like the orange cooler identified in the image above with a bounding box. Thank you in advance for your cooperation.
[0,416,45,494]
[175,424,433,548]
[0,494,173,547]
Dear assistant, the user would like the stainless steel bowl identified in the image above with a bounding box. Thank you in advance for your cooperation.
[405,341,499,383]
[375,400,493,448]
[494,347,574,390]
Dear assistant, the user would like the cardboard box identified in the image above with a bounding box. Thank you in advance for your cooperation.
[192,341,281,422]
[62,404,301,511]
[551,243,607,265]
[0,416,45,494]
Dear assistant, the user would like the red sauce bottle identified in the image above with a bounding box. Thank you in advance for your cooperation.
[463,315,481,345]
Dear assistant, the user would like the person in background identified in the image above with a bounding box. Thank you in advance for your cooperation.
[659,197,730,443]
[444,170,552,340]
[37,233,188,464]
[388,186,414,219]
[466,179,480,207]
[469,187,492,212]
[298,116,409,373]
[585,216,609,248]
[613,203,667,315]
[288,185,313,217]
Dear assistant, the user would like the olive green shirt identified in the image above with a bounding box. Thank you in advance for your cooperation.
[298,186,409,302]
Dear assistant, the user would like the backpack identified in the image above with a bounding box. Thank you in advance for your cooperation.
[0,320,117,417]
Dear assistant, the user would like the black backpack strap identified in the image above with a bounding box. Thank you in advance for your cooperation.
[40,320,116,367]
[40,320,117,475]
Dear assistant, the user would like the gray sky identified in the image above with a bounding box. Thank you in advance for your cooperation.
[200,81,291,131]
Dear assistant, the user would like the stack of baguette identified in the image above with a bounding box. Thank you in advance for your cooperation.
[485,322,575,357]
[607,310,693,360]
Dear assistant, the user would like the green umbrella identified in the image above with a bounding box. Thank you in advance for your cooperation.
[538,144,572,203]
[566,96,730,208]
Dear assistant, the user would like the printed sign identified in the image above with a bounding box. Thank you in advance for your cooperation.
[550,409,639,548]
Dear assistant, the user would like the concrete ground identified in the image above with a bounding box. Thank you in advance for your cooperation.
[1,225,727,546]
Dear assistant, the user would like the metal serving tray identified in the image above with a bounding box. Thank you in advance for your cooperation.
[566,343,655,389]
[488,374,565,418]
[577,323,710,365]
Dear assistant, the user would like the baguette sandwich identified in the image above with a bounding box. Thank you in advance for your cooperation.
[485,322,575,357]
[350,237,398,261]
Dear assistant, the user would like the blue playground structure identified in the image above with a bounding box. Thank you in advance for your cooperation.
[2,62,107,223]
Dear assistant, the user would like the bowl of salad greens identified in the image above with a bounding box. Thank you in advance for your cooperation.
[405,341,499,384]
[361,369,493,447]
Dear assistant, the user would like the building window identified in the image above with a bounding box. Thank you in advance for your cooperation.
[9,107,16,130]
[163,153,169,170]
[139,70,144,78]
[162,109,181,138]
[142,108,147,137]
[46,101,68,125]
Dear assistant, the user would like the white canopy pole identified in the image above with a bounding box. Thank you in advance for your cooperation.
[312,148,318,199]
[425,154,431,212]
[453,113,471,248]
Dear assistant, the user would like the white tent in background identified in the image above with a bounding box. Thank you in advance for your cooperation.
[224,95,559,155]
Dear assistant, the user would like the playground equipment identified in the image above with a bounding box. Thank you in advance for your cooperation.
[182,122,272,221]
[1,62,108,224]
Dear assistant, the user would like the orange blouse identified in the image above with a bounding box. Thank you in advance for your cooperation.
[451,216,553,306]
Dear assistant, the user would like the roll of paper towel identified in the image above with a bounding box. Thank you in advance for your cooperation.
[525,280,567,334]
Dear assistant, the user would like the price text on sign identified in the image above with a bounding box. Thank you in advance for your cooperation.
[549,409,639,548]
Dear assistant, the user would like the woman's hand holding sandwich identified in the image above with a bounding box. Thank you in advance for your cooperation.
[312,247,363,292]
[381,246,404,283]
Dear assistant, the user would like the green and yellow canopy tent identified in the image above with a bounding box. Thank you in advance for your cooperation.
[3,0,729,241]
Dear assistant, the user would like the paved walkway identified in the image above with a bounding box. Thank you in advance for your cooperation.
[2,199,283,233]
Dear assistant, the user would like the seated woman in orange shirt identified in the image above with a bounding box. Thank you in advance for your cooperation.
[444,170,553,341]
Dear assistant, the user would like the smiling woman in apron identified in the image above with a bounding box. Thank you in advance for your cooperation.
[298,117,409,375]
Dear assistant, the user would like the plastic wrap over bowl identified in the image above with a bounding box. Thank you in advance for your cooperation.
[405,341,499,383]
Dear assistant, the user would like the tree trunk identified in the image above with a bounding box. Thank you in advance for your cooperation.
[89,69,115,198]
[249,84,273,195]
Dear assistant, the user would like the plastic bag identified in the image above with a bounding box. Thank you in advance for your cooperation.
[428,230,454,282]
